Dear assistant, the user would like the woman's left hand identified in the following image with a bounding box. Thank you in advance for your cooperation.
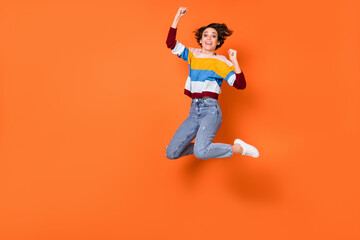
[228,49,238,63]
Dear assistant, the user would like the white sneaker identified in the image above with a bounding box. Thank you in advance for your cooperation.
[234,139,259,158]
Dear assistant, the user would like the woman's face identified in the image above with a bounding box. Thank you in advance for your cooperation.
[200,27,220,52]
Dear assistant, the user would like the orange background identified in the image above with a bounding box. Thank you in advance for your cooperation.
[1,0,360,239]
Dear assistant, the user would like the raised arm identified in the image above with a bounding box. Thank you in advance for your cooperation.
[166,7,188,49]
[228,49,247,89]
[172,7,187,28]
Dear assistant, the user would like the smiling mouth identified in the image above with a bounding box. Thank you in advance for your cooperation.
[205,42,212,46]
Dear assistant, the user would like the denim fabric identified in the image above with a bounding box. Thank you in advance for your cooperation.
[166,98,233,160]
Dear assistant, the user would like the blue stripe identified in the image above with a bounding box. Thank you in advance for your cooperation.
[188,68,224,86]
[177,48,189,61]
[225,71,236,82]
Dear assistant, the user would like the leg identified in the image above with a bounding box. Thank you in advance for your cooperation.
[232,144,244,154]
[193,104,233,159]
[166,107,199,159]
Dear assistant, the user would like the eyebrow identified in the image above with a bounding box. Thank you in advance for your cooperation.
[204,31,217,35]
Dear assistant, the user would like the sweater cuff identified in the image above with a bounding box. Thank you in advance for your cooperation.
[166,27,177,50]
[233,72,246,89]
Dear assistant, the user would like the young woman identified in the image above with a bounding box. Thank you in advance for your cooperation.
[165,7,259,160]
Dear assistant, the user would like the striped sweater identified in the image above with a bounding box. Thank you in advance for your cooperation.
[166,27,246,99]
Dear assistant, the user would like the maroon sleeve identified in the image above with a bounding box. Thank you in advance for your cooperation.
[233,72,246,89]
[166,27,177,50]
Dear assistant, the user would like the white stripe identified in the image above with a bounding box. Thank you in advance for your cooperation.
[185,80,221,94]
[171,41,185,55]
[227,74,236,86]
[184,76,191,90]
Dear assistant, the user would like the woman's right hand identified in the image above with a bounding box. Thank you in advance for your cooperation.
[172,7,187,28]
[176,7,188,18]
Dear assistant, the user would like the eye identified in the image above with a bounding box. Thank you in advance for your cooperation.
[204,34,208,37]
[212,35,216,38]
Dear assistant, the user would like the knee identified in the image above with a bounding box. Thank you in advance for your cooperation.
[165,145,178,160]
[194,146,209,160]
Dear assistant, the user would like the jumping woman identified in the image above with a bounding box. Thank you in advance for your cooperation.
[165,7,259,160]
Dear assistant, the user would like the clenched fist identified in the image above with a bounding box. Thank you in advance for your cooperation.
[176,7,188,18]
[228,49,238,63]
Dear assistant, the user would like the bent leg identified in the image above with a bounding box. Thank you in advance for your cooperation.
[166,110,199,159]
[194,105,233,159]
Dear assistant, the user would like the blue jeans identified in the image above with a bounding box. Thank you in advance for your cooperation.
[166,98,233,160]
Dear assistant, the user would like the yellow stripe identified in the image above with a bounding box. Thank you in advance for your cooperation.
[188,51,193,63]
[190,58,234,79]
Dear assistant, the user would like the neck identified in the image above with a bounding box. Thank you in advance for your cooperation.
[201,48,216,55]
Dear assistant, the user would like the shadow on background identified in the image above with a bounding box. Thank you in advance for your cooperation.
[225,160,280,203]
[181,155,208,186]
[181,155,280,203]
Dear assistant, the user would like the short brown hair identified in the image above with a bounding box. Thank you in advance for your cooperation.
[193,23,233,50]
